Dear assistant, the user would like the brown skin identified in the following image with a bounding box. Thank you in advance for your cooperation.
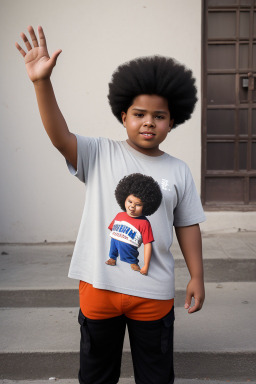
[16,26,204,312]
[140,243,152,275]
[175,224,205,313]
[121,95,174,157]
[15,26,77,169]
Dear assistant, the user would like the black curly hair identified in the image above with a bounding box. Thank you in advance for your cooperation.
[115,173,162,216]
[108,55,197,128]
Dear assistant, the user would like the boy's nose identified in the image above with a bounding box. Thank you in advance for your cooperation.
[143,118,155,127]
[144,121,154,127]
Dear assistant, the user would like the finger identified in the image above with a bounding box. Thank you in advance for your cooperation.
[20,32,32,51]
[15,42,26,57]
[49,49,62,66]
[184,293,192,310]
[27,25,39,47]
[188,298,202,314]
[38,25,47,48]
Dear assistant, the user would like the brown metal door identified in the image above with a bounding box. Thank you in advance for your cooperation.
[202,0,256,210]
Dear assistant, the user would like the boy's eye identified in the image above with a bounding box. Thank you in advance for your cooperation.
[134,113,144,117]
[155,115,164,119]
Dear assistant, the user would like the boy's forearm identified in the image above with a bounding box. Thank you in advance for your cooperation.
[143,243,152,268]
[175,224,205,313]
[33,79,71,149]
[140,243,152,275]
[175,224,203,279]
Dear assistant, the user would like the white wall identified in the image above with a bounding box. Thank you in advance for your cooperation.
[2,0,248,243]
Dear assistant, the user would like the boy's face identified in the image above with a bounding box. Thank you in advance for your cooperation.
[121,94,174,156]
[125,194,143,218]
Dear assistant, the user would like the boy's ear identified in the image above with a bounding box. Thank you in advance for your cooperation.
[121,111,127,127]
[169,119,174,132]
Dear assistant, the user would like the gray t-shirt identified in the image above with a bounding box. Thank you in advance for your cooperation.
[67,135,205,300]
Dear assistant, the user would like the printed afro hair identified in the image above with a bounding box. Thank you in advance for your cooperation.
[108,55,197,128]
[115,173,162,216]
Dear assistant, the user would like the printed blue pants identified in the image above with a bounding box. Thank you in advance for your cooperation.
[109,238,139,264]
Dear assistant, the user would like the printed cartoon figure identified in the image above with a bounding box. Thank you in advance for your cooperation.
[105,173,162,275]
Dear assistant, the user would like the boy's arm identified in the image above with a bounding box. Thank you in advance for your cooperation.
[175,224,205,314]
[140,242,152,275]
[33,79,77,168]
[16,26,77,169]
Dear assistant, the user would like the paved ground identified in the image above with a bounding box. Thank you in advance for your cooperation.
[0,231,256,383]
[1,380,255,384]
[0,380,255,384]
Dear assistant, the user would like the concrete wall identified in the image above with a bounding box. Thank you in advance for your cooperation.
[1,0,254,243]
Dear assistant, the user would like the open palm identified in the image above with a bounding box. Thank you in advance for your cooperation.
[16,26,61,83]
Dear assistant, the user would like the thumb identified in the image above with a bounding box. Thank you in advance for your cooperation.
[50,49,62,67]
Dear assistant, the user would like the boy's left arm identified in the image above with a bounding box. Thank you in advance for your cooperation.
[140,243,152,275]
[175,224,205,314]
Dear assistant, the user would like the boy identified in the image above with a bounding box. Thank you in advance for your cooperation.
[106,173,163,274]
[16,26,205,384]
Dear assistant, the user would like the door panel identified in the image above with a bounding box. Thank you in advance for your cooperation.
[208,45,236,69]
[208,12,236,39]
[250,178,256,201]
[240,12,250,38]
[239,110,248,135]
[207,142,235,170]
[207,75,236,104]
[253,109,256,133]
[207,109,236,135]
[205,178,244,202]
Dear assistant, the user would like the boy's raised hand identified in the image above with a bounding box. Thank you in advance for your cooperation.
[15,26,61,83]
[15,25,77,169]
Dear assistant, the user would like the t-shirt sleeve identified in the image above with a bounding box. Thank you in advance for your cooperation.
[173,165,206,227]
[108,215,118,231]
[141,221,154,244]
[66,134,99,183]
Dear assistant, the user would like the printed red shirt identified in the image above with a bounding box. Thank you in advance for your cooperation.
[108,212,154,248]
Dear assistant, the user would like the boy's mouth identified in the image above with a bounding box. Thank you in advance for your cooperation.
[140,131,155,138]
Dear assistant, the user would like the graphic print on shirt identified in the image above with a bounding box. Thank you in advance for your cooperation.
[110,219,143,247]
[105,173,163,274]
[107,212,154,270]
[161,178,171,192]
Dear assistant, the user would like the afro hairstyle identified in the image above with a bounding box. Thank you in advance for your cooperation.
[108,55,197,128]
[115,173,162,217]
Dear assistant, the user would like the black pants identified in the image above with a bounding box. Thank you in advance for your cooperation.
[78,307,175,384]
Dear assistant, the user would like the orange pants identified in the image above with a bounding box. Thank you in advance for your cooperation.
[79,281,174,321]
